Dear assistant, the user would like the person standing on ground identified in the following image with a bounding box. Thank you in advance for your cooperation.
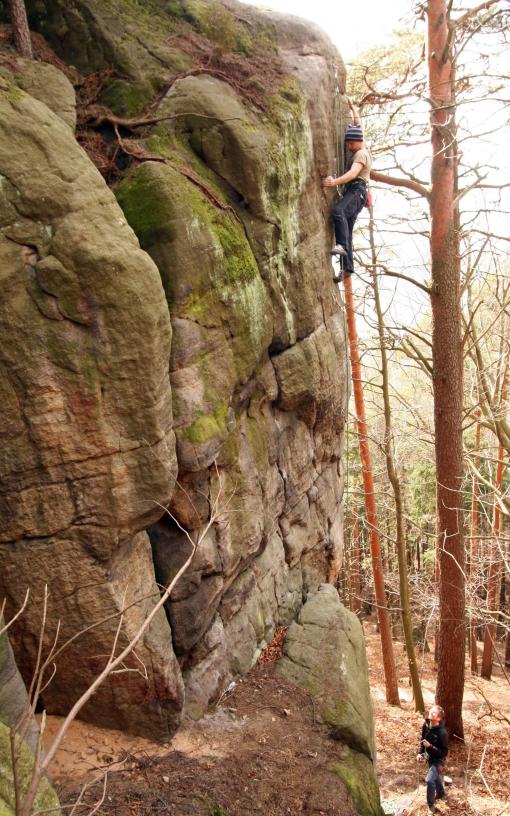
[417,704,449,814]
[323,98,372,282]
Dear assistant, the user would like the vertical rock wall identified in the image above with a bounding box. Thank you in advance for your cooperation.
[0,80,182,740]
[1,0,350,736]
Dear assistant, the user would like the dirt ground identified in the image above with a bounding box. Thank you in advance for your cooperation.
[51,668,356,816]
[45,620,510,815]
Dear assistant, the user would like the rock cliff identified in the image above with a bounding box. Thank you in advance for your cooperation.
[0,0,350,744]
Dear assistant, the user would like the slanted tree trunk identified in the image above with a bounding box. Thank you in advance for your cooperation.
[368,210,425,713]
[427,0,465,739]
[481,439,505,679]
[470,416,481,674]
[8,0,33,59]
[343,275,400,706]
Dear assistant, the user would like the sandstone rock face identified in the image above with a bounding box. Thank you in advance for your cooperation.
[1,58,77,129]
[0,79,182,740]
[277,585,382,816]
[115,55,348,709]
[1,0,356,743]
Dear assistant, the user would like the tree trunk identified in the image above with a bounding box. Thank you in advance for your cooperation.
[481,439,505,679]
[368,210,425,712]
[427,0,465,739]
[470,417,481,674]
[8,0,33,59]
[343,275,400,706]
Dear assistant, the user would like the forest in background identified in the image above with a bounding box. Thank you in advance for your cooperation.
[338,0,510,741]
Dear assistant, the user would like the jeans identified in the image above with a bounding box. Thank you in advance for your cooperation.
[426,762,445,808]
[332,181,367,274]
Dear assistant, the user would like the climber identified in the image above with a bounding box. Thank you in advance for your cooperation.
[416,704,449,814]
[323,98,372,282]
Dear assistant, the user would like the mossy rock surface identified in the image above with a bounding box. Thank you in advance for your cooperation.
[0,60,76,129]
[333,747,383,816]
[116,159,272,469]
[277,585,375,760]
[0,722,60,815]
[277,587,382,816]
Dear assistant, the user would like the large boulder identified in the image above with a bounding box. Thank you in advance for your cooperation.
[3,0,356,740]
[0,57,76,129]
[277,585,382,816]
[0,79,182,739]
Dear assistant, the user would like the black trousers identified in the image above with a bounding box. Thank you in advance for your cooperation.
[332,182,367,273]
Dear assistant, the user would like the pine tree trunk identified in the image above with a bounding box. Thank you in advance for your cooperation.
[368,212,425,713]
[8,0,33,59]
[343,275,400,706]
[427,0,465,739]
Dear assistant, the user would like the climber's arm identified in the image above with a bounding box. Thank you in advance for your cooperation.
[323,162,363,188]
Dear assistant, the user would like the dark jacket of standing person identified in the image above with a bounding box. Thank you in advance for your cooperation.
[419,718,448,765]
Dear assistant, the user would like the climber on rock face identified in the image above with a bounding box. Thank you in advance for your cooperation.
[323,98,372,282]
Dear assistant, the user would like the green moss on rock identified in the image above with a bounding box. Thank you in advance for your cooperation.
[333,747,383,816]
[115,169,176,251]
[0,722,61,815]
[116,161,272,381]
[182,402,229,444]
[99,79,148,117]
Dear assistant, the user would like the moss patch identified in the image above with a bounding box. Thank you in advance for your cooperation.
[116,161,272,380]
[115,169,176,251]
[99,79,148,117]
[0,722,61,816]
[181,401,229,444]
[333,748,382,816]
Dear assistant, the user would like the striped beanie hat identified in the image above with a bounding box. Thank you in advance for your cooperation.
[345,124,364,141]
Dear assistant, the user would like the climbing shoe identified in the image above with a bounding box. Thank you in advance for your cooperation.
[331,244,347,257]
[333,270,352,284]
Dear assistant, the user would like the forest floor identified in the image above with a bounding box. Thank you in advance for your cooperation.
[45,620,510,815]
[366,624,510,816]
